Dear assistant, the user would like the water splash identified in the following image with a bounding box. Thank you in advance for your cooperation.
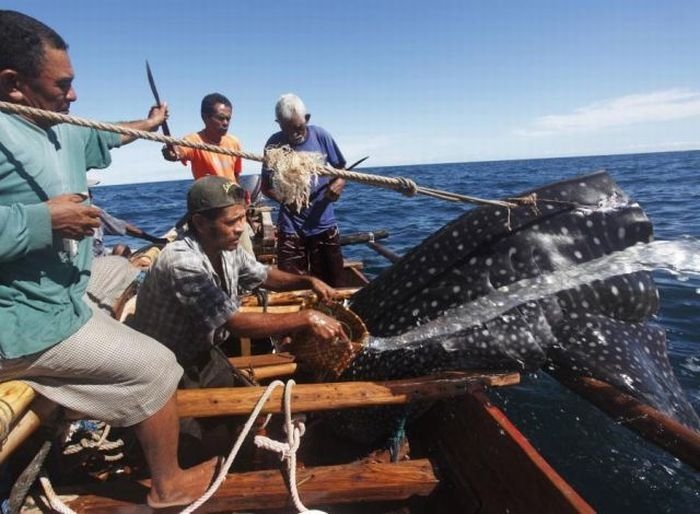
[368,238,700,352]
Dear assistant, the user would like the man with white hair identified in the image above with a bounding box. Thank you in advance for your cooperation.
[261,93,347,286]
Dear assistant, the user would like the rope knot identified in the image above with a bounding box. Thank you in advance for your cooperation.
[396,177,418,196]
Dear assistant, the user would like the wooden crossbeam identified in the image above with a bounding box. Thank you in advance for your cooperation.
[61,459,438,513]
[176,372,520,418]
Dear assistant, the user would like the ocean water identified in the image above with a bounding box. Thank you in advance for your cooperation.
[94,150,700,512]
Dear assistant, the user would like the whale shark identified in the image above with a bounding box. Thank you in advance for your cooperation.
[342,170,699,442]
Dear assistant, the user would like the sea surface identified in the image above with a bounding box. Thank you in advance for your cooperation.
[94,150,700,513]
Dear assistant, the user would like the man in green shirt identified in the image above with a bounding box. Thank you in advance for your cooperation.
[0,10,217,508]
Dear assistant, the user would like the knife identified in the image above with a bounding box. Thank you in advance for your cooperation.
[145,60,171,136]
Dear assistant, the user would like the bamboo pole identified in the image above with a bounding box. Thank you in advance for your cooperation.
[0,381,37,442]
[241,363,298,381]
[176,372,520,418]
[0,396,58,465]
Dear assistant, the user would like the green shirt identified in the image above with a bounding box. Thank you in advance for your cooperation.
[0,112,121,359]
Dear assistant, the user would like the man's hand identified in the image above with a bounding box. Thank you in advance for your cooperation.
[308,276,337,302]
[161,144,180,161]
[147,102,168,131]
[304,310,350,345]
[325,177,346,202]
[47,194,101,240]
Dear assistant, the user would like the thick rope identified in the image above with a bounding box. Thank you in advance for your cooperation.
[62,422,124,455]
[0,101,520,209]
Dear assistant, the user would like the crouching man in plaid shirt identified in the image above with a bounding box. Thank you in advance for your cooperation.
[130,176,349,460]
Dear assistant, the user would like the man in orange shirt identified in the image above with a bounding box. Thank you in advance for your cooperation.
[164,93,254,253]
[162,93,243,181]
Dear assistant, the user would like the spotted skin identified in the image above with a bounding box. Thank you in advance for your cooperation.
[340,171,698,443]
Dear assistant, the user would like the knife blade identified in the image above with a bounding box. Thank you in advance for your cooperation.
[145,60,171,136]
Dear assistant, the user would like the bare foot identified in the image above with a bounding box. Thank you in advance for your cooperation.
[147,456,220,509]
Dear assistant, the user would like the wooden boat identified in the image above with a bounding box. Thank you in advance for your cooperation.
[0,187,598,513]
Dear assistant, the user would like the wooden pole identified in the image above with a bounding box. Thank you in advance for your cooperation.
[176,372,520,418]
[340,230,389,246]
[553,373,700,471]
[367,241,402,263]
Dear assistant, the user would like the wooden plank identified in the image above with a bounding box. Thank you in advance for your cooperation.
[413,391,594,513]
[553,374,700,471]
[176,372,519,418]
[61,459,438,513]
[229,352,295,368]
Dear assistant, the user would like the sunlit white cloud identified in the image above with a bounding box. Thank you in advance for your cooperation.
[517,89,700,136]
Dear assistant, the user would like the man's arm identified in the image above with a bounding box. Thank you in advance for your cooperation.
[263,267,336,302]
[0,194,100,263]
[260,168,285,204]
[117,104,169,145]
[225,308,347,342]
[124,223,169,246]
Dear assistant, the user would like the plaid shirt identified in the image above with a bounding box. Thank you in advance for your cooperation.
[130,232,267,363]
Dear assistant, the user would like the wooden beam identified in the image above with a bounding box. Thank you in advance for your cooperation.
[176,372,519,418]
[553,373,700,471]
[239,304,302,314]
[61,459,438,513]
[240,287,359,307]
[229,352,295,368]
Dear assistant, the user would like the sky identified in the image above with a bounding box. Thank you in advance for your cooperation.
[5,1,700,185]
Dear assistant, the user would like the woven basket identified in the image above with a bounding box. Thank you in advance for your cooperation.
[289,302,369,381]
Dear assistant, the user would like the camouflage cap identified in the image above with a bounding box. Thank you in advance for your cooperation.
[187,176,246,214]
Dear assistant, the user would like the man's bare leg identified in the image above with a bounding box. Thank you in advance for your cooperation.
[133,394,218,507]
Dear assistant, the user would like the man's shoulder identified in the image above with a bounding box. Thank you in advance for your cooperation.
[264,131,286,147]
[183,132,203,143]
[155,238,200,268]
[222,134,241,148]
[308,125,333,139]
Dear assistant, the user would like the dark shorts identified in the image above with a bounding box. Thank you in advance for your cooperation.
[277,226,344,287]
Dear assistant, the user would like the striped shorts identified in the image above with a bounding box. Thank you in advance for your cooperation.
[0,302,183,427]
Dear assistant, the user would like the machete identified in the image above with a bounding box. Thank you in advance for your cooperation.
[145,60,171,136]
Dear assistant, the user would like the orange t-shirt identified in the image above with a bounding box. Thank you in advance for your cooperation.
[178,132,242,181]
